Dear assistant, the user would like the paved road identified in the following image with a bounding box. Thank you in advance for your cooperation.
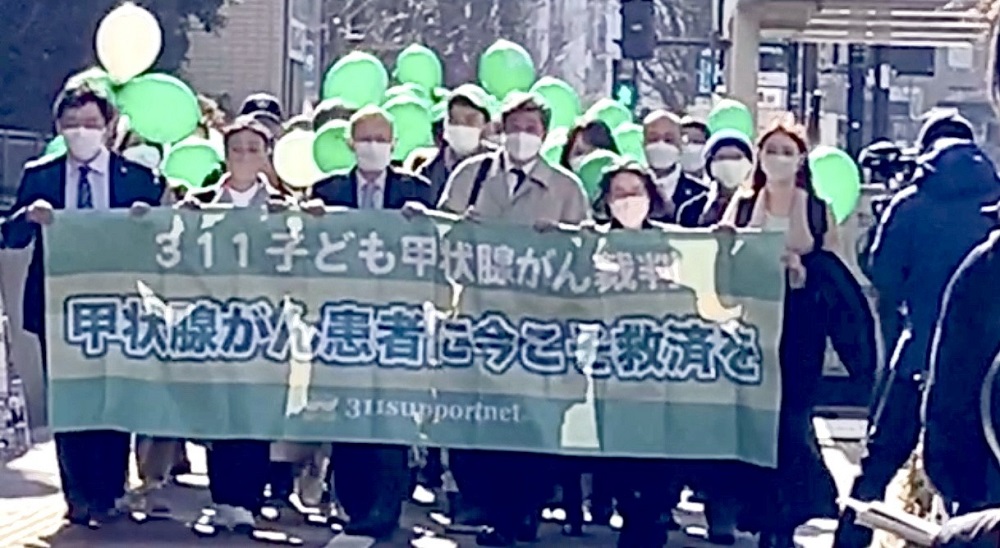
[1,421,876,548]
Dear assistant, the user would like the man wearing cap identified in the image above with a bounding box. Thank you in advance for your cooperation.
[238,92,284,139]
[643,110,712,227]
[407,84,497,203]
[437,91,590,547]
[302,105,434,540]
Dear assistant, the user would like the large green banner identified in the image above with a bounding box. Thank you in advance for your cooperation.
[45,209,785,466]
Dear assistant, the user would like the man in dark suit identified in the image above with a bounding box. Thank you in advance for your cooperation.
[643,110,713,227]
[2,83,163,527]
[303,105,433,539]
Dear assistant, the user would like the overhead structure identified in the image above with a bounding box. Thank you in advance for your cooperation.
[727,0,992,120]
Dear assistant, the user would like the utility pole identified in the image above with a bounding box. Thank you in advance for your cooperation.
[870,45,891,142]
[846,44,867,158]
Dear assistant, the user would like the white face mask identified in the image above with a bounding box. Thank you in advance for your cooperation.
[353,141,393,172]
[123,144,162,170]
[680,144,705,173]
[761,153,800,183]
[505,132,543,162]
[63,127,106,162]
[609,195,650,230]
[711,158,753,189]
[569,155,587,173]
[444,124,482,157]
[644,142,681,170]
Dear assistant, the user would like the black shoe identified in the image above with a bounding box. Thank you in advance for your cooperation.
[65,505,90,526]
[759,531,796,548]
[343,519,396,540]
[476,527,517,547]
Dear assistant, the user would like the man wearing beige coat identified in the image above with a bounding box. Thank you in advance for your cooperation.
[438,92,590,229]
[436,92,590,547]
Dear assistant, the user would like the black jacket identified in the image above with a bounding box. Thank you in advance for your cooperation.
[1,152,163,336]
[652,171,712,228]
[415,142,498,204]
[925,227,1000,509]
[310,166,434,210]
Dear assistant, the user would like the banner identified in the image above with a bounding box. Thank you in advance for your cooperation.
[45,209,786,466]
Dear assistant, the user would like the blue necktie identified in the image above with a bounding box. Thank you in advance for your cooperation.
[511,168,527,196]
[78,165,93,209]
[360,183,377,209]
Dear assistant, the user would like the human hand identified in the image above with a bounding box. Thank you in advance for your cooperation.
[461,207,482,223]
[267,199,291,214]
[782,252,807,289]
[129,201,152,218]
[301,199,326,217]
[400,201,428,221]
[533,218,559,233]
[26,200,53,225]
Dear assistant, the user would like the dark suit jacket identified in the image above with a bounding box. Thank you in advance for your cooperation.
[310,166,434,210]
[2,152,163,336]
[415,142,499,204]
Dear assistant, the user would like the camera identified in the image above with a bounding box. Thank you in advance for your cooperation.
[858,140,918,188]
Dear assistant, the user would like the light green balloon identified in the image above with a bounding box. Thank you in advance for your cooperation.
[809,146,862,224]
[162,138,223,189]
[394,44,443,91]
[541,127,570,166]
[530,77,581,130]
[313,119,356,173]
[576,149,622,200]
[44,136,67,157]
[322,51,389,106]
[384,84,432,107]
[612,123,646,165]
[117,73,200,144]
[478,39,536,99]
[383,95,433,161]
[584,98,632,130]
[707,99,754,139]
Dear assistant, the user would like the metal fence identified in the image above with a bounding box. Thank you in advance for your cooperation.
[0,129,48,209]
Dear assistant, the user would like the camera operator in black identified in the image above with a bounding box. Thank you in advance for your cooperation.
[834,110,1000,548]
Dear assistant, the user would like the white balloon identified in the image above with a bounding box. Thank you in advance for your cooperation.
[96,2,163,83]
[274,130,326,189]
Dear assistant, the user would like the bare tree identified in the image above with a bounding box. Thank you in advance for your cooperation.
[634,0,711,111]
[322,0,536,87]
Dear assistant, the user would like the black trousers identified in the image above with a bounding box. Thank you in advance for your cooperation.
[330,442,409,527]
[450,449,553,536]
[834,371,923,548]
[55,430,130,513]
[207,439,271,513]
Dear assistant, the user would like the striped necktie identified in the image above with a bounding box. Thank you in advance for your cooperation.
[78,165,94,209]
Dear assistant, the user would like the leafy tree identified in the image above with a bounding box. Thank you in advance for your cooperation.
[0,0,228,132]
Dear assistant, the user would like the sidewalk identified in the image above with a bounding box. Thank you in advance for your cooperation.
[0,422,872,548]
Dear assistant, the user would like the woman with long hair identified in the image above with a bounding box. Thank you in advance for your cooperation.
[721,117,840,548]
[559,120,620,173]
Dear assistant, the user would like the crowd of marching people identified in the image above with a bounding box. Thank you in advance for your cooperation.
[9,27,1000,548]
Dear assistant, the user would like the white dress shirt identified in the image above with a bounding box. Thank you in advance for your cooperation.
[505,157,536,197]
[65,148,111,210]
[654,167,682,203]
[356,170,387,209]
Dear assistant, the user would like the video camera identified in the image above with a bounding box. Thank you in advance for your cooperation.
[858,140,919,189]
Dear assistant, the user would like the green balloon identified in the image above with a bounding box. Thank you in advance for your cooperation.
[44,136,67,157]
[612,123,646,165]
[584,98,632,130]
[808,146,862,224]
[541,127,570,166]
[394,44,443,91]
[322,51,389,106]
[384,84,431,107]
[162,138,223,189]
[530,77,581,130]
[576,149,622,200]
[64,67,117,105]
[430,101,447,123]
[383,96,433,161]
[117,73,200,144]
[313,119,356,173]
[708,99,754,139]
[478,39,536,99]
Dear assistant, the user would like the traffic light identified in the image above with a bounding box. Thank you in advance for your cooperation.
[620,0,656,60]
[611,59,639,113]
